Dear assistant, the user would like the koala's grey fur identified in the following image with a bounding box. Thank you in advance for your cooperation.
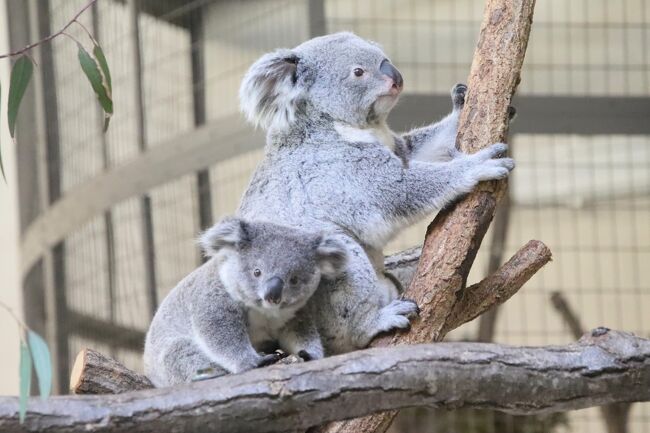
[143,217,347,387]
[236,32,514,354]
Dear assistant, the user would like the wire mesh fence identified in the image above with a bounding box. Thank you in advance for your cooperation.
[11,0,650,432]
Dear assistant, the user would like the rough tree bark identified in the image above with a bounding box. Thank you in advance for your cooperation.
[315,0,536,431]
[1,329,649,433]
[70,349,153,395]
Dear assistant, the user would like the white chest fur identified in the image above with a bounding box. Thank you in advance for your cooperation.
[247,307,297,347]
[334,122,395,152]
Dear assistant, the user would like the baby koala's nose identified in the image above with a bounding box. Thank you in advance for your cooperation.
[380,59,403,89]
[263,276,284,304]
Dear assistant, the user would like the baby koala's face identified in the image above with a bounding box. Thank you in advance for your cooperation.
[240,32,404,131]
[201,218,347,311]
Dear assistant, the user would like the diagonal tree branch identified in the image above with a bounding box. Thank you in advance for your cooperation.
[1,329,648,433]
[442,239,550,335]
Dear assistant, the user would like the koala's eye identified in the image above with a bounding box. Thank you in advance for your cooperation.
[289,276,299,285]
[353,68,364,77]
[253,269,262,277]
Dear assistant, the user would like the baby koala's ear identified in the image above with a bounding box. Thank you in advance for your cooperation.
[199,217,250,257]
[239,48,303,131]
[315,235,348,279]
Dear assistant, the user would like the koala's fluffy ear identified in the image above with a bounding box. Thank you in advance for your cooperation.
[239,49,303,131]
[315,236,348,279]
[199,217,250,257]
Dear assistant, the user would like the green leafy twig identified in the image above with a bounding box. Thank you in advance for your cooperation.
[0,0,113,184]
[74,37,113,131]
[0,0,98,60]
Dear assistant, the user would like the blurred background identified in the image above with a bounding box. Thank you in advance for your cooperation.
[0,0,648,432]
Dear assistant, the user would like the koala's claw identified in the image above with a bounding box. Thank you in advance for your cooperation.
[373,298,420,336]
[399,297,420,317]
[478,142,509,159]
[464,142,514,183]
[405,298,421,316]
[297,350,313,361]
[471,158,515,182]
[256,351,285,367]
[451,83,467,110]
[507,105,517,121]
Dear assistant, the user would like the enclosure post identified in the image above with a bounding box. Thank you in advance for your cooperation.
[91,2,119,356]
[189,7,214,261]
[128,0,158,318]
[5,0,49,388]
[307,0,327,38]
[23,0,69,394]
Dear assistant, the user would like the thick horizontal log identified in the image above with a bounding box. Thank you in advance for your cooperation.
[2,329,649,433]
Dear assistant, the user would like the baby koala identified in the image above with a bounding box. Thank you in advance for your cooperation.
[143,217,347,387]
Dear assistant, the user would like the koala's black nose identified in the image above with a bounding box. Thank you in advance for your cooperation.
[263,277,284,304]
[380,59,403,89]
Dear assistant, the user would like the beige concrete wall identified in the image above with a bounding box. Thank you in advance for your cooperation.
[0,0,22,396]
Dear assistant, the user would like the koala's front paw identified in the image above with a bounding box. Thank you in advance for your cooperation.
[375,298,420,333]
[451,83,467,111]
[467,143,515,182]
[256,351,286,367]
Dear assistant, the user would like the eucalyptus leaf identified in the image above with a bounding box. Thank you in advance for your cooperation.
[7,56,33,138]
[93,44,112,93]
[77,43,113,126]
[19,340,31,424]
[27,331,52,400]
[93,44,113,132]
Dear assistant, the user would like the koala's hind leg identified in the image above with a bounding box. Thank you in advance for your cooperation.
[314,236,419,354]
[160,338,227,386]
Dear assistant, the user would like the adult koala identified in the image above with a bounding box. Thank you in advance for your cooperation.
[237,32,514,355]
